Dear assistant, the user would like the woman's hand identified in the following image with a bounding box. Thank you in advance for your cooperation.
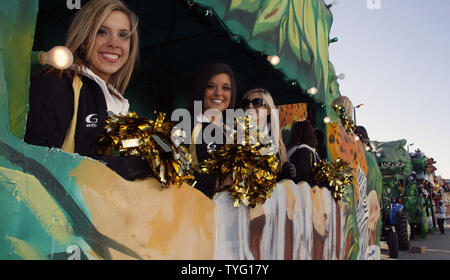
[277,162,297,182]
[122,155,152,181]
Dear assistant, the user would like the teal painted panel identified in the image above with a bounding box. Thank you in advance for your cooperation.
[0,0,97,259]
[0,0,38,139]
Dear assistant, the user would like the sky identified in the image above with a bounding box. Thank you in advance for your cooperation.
[327,0,450,179]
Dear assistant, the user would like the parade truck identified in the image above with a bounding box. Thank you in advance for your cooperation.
[0,0,383,260]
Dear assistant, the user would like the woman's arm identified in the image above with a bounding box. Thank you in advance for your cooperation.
[24,72,74,148]
[24,72,151,181]
[93,154,152,181]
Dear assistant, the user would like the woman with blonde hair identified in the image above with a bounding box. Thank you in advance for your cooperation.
[25,0,150,180]
[331,96,354,121]
[65,0,139,95]
[241,88,296,182]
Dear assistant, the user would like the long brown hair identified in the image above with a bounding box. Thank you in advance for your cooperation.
[190,63,238,115]
[62,0,139,94]
[288,120,318,149]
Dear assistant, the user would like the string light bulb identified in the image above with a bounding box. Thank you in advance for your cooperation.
[266,55,280,65]
[307,87,318,95]
[329,37,339,43]
[39,46,74,69]
[324,117,331,124]
[337,73,345,80]
[327,0,339,9]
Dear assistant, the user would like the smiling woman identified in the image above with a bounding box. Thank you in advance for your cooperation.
[188,63,238,198]
[203,73,232,115]
[65,0,138,95]
[87,10,131,84]
[24,0,151,181]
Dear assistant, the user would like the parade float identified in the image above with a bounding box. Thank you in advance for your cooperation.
[0,0,383,260]
[411,149,437,229]
[372,140,434,241]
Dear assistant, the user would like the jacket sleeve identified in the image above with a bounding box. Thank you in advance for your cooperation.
[189,122,226,198]
[290,149,315,186]
[92,155,152,181]
[24,72,74,148]
[24,72,151,181]
[192,142,218,198]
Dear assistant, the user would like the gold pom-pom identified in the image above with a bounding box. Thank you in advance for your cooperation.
[313,158,354,201]
[200,116,279,208]
[97,111,193,187]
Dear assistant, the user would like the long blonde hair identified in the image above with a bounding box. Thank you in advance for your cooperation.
[242,88,288,170]
[331,96,354,121]
[65,0,139,94]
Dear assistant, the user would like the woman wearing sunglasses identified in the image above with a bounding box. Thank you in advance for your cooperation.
[240,88,296,182]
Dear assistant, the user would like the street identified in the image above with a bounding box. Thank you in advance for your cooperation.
[381,220,450,260]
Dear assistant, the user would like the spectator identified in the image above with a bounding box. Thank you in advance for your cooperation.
[436,201,447,234]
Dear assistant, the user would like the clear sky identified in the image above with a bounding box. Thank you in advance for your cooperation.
[327,0,450,179]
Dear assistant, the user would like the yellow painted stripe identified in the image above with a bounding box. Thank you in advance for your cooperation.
[0,167,73,245]
[4,235,45,260]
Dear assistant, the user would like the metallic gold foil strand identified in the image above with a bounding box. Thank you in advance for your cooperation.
[97,111,193,187]
[312,158,353,201]
[200,116,278,208]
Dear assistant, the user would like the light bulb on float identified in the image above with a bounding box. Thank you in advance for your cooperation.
[266,55,280,65]
[33,46,74,70]
[307,87,318,95]
[337,73,345,80]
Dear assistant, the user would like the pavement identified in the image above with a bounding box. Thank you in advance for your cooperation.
[381,220,450,260]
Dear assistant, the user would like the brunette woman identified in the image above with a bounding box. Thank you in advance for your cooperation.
[287,120,320,185]
[189,63,237,198]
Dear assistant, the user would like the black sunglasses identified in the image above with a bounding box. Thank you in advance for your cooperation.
[241,98,265,109]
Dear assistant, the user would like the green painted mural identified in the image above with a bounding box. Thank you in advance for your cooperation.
[1,0,38,138]
[196,0,341,124]
[0,0,383,260]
